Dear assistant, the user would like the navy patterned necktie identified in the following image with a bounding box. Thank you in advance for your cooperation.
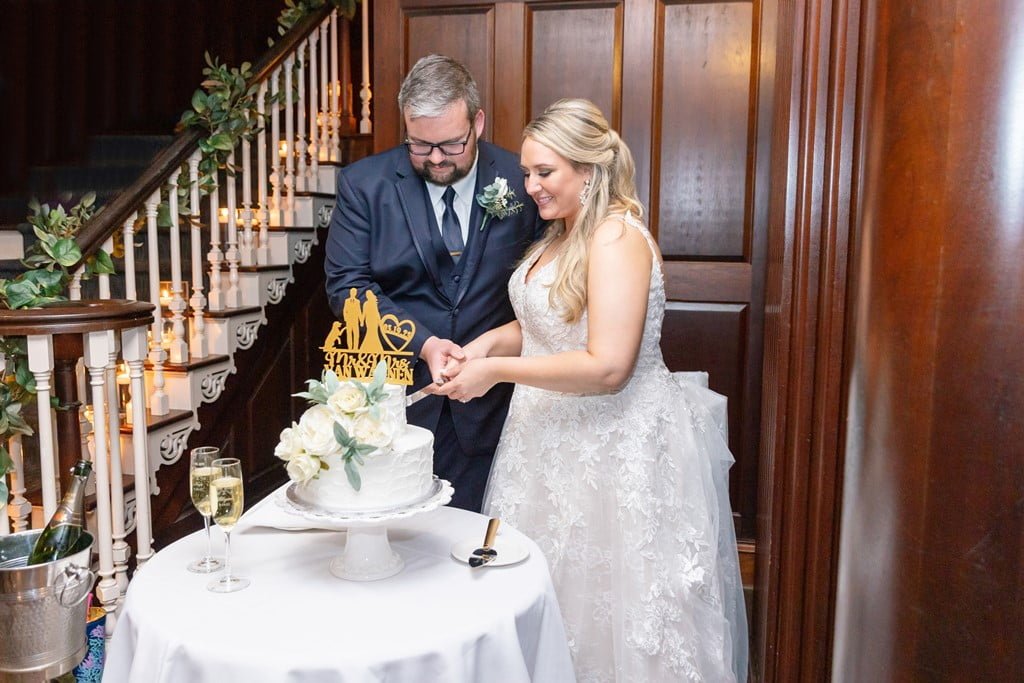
[441,186,464,263]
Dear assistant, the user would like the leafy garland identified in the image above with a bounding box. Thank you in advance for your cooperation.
[0,193,116,502]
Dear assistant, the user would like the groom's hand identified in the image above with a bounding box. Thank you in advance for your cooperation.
[420,336,466,386]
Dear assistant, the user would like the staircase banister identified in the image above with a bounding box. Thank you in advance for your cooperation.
[72,3,336,267]
[0,299,154,336]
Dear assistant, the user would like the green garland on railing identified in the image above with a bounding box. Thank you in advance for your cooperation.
[275,0,358,39]
[0,193,117,501]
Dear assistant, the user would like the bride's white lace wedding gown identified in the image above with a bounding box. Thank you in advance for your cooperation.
[483,214,748,682]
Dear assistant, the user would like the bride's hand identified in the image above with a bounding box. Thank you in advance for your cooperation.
[434,358,497,403]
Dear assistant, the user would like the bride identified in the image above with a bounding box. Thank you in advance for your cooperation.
[436,99,748,682]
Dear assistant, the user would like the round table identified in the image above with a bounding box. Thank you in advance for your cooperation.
[102,489,575,682]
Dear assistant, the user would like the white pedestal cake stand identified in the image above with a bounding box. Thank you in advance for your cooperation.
[276,477,453,581]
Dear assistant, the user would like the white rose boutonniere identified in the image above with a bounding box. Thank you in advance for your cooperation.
[476,177,525,232]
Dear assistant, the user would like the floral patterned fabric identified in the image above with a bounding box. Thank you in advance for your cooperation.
[484,213,748,682]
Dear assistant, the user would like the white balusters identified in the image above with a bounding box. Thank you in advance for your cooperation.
[121,325,153,568]
[122,214,138,301]
[320,20,332,162]
[6,436,30,532]
[224,154,241,308]
[359,4,372,134]
[207,182,224,312]
[284,54,296,226]
[83,330,120,628]
[329,13,341,160]
[296,45,308,194]
[26,335,58,517]
[188,152,208,358]
[145,191,169,415]
[270,66,283,226]
[240,132,256,267]
[308,30,320,188]
[167,169,189,364]
[104,334,129,597]
[256,82,271,264]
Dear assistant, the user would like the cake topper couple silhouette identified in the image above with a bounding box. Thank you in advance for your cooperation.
[321,288,416,384]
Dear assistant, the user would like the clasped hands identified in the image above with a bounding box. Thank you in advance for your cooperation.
[419,336,495,403]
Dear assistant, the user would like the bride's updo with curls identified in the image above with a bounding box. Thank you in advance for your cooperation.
[523,99,644,323]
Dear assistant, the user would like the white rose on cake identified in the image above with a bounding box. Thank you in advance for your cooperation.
[353,411,396,449]
[285,452,320,483]
[296,404,343,457]
[274,424,304,461]
[328,382,367,414]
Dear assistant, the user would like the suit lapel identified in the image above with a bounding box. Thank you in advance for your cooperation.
[393,159,446,296]
[454,149,498,308]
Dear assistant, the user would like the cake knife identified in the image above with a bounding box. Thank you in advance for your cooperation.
[406,377,447,406]
[469,518,501,568]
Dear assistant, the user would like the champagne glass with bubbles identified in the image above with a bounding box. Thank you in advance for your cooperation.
[207,457,250,593]
[187,447,223,573]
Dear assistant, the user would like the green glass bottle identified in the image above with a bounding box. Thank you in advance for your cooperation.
[27,459,92,565]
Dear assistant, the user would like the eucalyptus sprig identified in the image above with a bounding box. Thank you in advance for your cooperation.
[275,0,359,40]
[176,53,276,197]
[0,192,114,502]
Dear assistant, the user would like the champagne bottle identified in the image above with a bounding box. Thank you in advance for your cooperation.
[27,459,92,565]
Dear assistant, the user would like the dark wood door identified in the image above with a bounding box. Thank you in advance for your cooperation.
[375,0,771,542]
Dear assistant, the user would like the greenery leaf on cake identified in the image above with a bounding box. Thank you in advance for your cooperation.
[333,422,377,492]
[361,360,389,406]
[292,369,343,405]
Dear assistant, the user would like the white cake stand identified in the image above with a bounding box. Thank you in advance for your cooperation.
[276,477,453,581]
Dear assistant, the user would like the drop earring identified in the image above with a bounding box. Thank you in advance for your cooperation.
[579,178,592,206]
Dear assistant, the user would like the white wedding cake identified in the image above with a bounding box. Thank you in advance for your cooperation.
[275,365,435,512]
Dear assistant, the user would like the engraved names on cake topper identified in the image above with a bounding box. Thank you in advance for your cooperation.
[321,288,416,384]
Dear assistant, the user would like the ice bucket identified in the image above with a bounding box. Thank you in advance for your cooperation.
[0,529,95,681]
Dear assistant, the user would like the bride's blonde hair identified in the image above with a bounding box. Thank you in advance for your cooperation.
[524,99,644,323]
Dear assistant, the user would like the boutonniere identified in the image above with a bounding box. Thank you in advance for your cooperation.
[476,177,524,232]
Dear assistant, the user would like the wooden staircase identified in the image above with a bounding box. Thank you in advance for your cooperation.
[0,4,373,638]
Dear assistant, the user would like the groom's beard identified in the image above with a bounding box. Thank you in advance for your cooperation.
[414,142,477,186]
[416,158,471,186]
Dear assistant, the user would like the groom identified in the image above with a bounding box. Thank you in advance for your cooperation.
[324,55,544,511]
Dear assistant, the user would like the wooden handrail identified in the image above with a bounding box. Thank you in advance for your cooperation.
[0,300,154,336]
[73,4,335,268]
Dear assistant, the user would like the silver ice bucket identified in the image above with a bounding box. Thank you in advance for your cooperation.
[0,529,95,681]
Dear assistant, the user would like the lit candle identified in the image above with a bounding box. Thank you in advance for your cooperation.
[279,141,289,159]
[117,364,132,425]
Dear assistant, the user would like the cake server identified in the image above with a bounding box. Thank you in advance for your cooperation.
[469,518,501,568]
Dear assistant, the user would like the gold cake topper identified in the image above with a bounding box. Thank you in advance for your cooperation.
[321,288,416,385]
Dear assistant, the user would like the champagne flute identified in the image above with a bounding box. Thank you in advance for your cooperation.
[207,458,250,593]
[187,447,223,573]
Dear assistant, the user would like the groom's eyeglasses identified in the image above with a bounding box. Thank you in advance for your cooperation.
[403,129,473,156]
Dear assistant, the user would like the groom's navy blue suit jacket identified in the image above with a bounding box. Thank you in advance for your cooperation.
[324,141,544,458]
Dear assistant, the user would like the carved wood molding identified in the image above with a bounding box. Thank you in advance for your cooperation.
[754,0,863,680]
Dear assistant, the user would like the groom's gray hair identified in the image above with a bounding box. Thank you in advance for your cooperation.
[398,54,481,121]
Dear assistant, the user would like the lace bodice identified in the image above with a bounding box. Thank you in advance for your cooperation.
[485,213,748,682]
[511,212,666,377]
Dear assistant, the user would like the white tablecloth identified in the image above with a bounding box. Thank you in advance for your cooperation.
[103,488,575,682]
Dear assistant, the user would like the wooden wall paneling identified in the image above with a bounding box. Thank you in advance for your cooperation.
[833,0,1024,679]
[492,2,529,150]
[754,0,861,679]
[661,303,747,458]
[404,8,495,141]
[525,2,622,125]
[655,1,752,257]
[653,0,761,542]
[620,0,657,210]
